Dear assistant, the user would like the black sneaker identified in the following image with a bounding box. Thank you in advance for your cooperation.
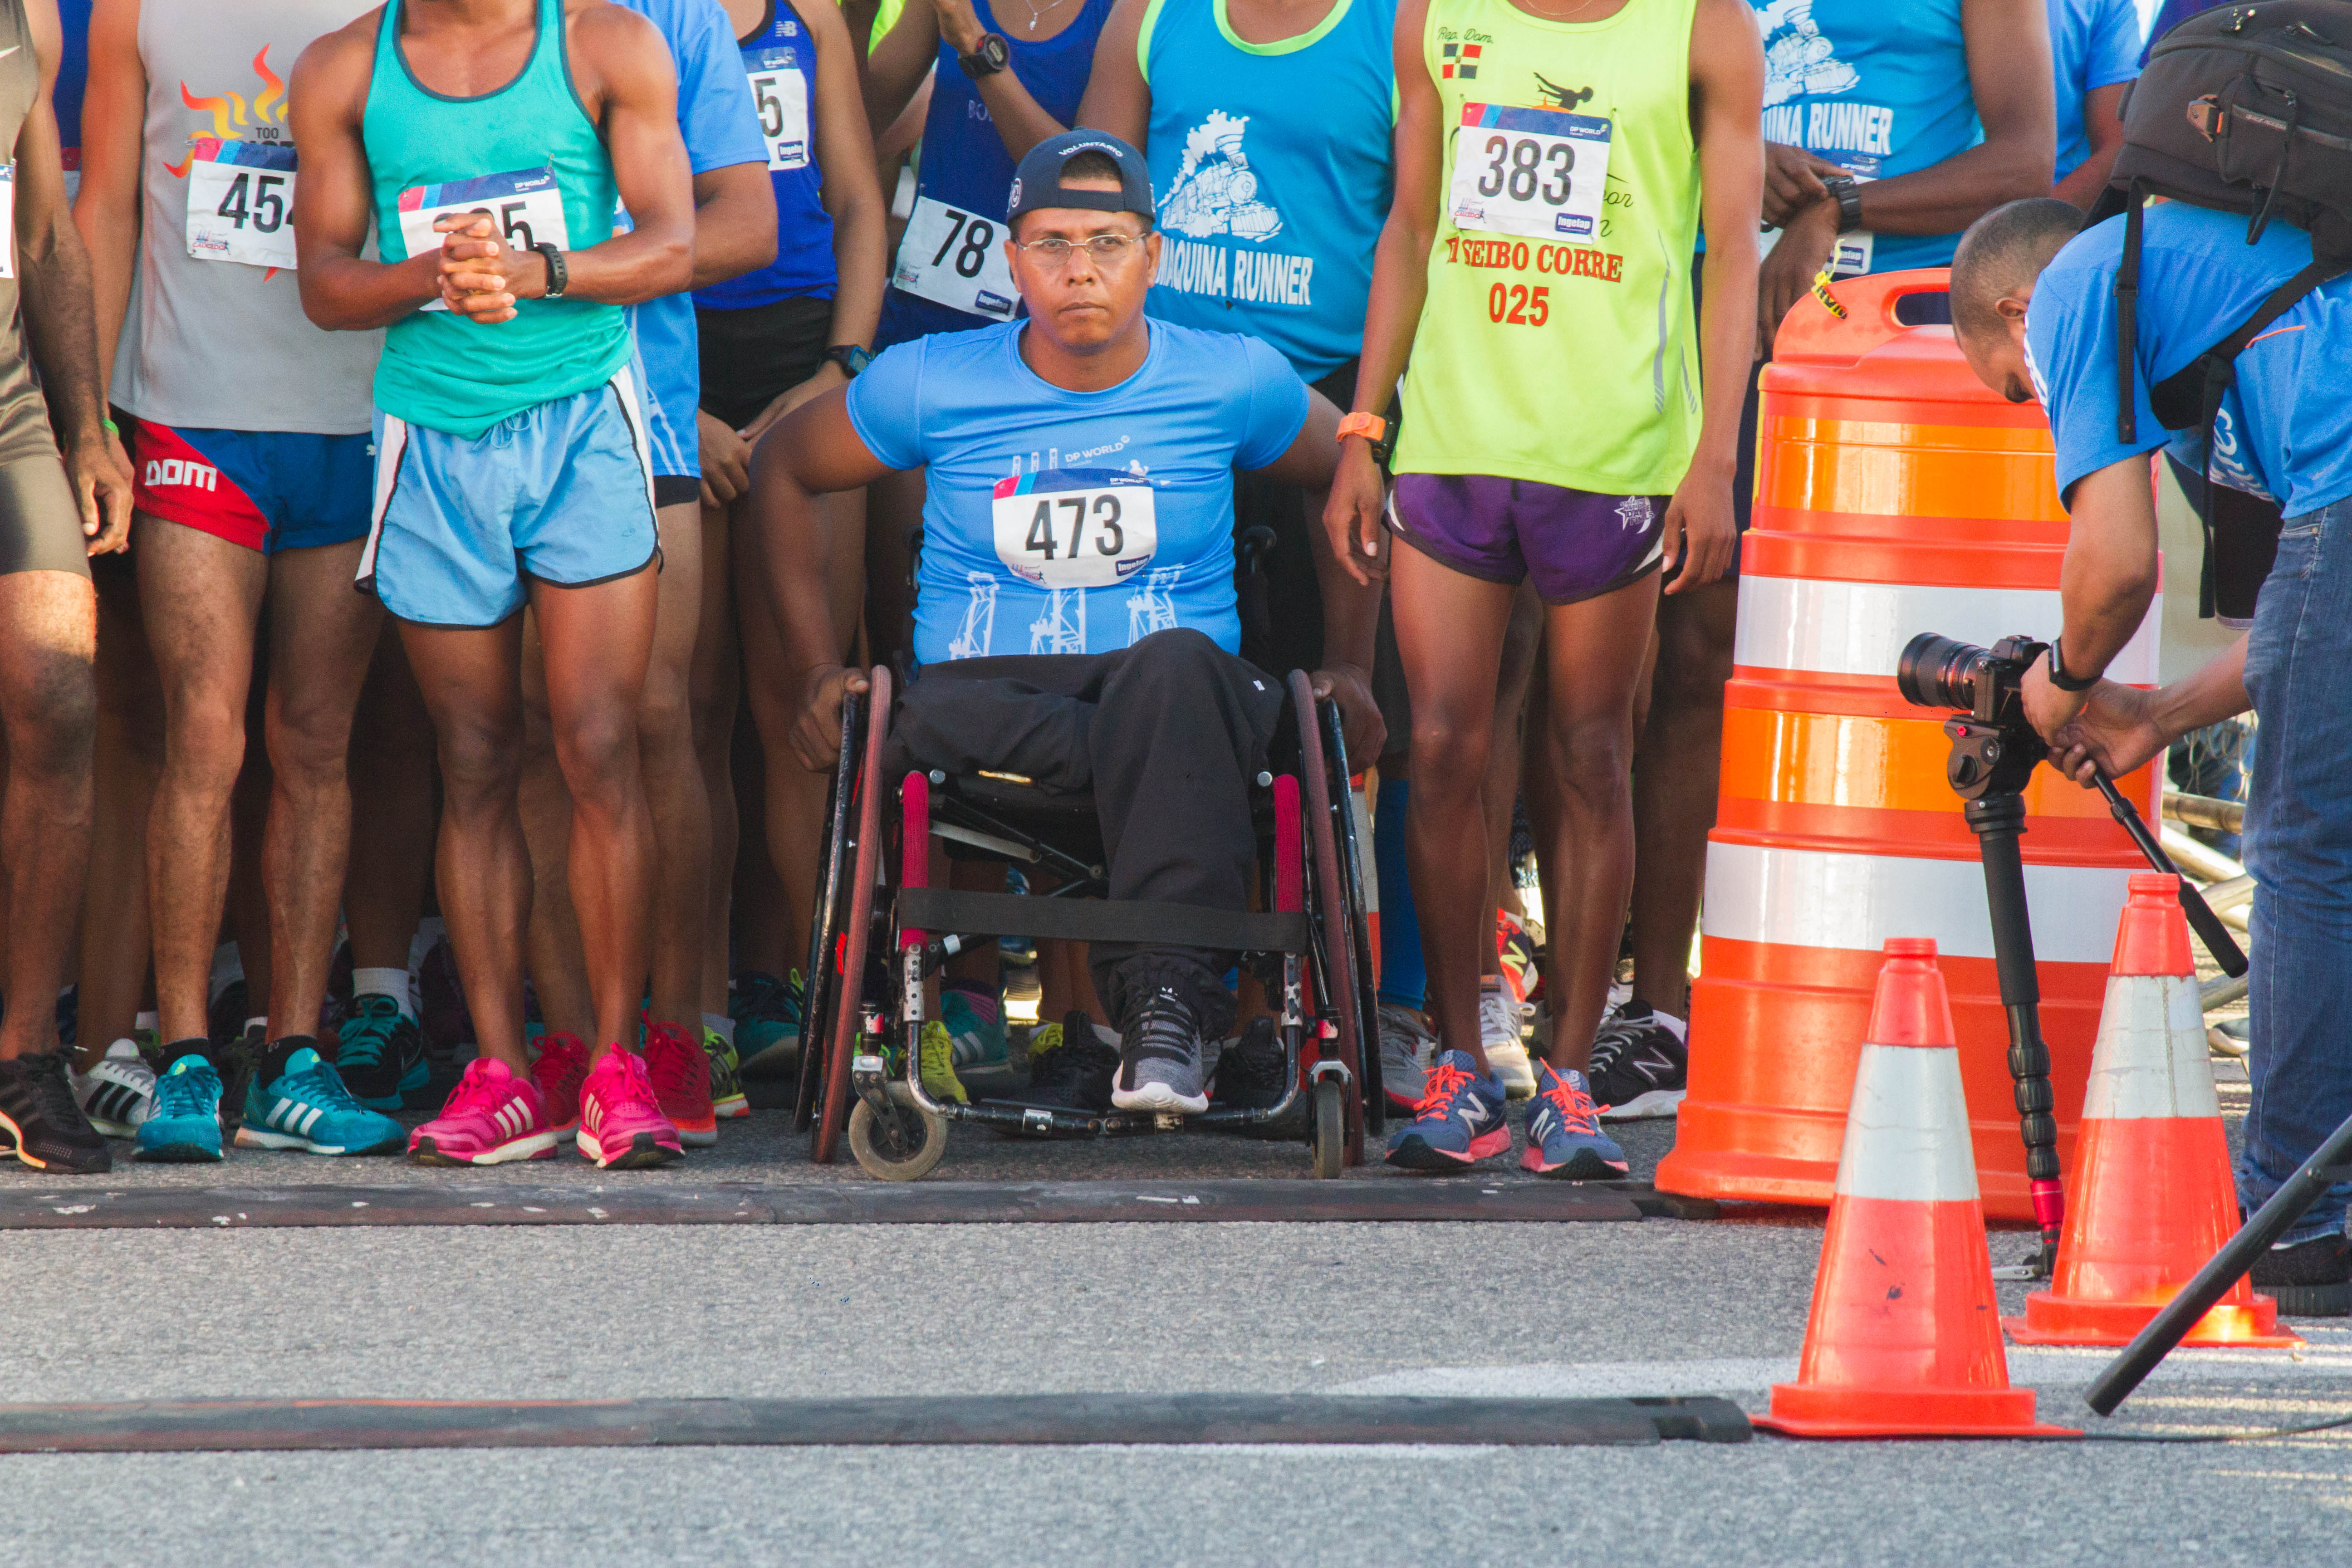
[0,1050,113,1173]
[1112,986,1208,1114]
[2250,1234,2352,1317]
[1588,1000,1689,1122]
[1210,1016,1288,1112]
[1022,1012,1119,1115]
[336,994,429,1110]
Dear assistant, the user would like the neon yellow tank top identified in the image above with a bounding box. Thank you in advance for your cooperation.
[1395,0,1701,494]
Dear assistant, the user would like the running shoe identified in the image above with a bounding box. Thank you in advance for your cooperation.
[417,935,475,1060]
[136,1054,224,1163]
[1497,910,1539,1008]
[1384,1048,1508,1171]
[70,1038,157,1137]
[1022,1014,1120,1115]
[643,1022,718,1147]
[1480,982,1537,1099]
[529,1032,590,1137]
[577,1047,685,1169]
[408,1056,558,1166]
[211,1025,259,1139]
[942,980,1009,1071]
[919,1020,968,1104]
[1209,1015,1289,1112]
[1112,985,1209,1114]
[1586,1000,1689,1121]
[1520,1061,1630,1179]
[730,969,803,1076]
[1377,1001,1435,1113]
[335,994,430,1111]
[2251,1235,2352,1317]
[706,1027,749,1118]
[0,1050,111,1173]
[235,1044,406,1156]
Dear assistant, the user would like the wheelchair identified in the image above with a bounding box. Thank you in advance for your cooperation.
[791,663,1383,1181]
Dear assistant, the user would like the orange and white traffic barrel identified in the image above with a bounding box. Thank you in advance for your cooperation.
[1656,270,2163,1224]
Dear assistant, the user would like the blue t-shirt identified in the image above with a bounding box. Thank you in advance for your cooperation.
[694,0,838,309]
[1754,0,1984,271]
[1139,0,1397,382]
[619,0,768,476]
[845,320,1311,664]
[2048,0,2140,183]
[2025,204,2352,517]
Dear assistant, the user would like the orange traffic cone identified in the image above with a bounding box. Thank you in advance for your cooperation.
[2004,875,2299,1348]
[1756,939,2076,1439]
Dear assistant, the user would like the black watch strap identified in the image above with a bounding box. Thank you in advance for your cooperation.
[826,345,871,379]
[2048,636,2101,692]
[1824,175,1864,235]
[957,33,1009,78]
[534,242,567,300]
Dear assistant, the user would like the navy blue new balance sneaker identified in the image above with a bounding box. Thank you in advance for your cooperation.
[1520,1062,1629,1179]
[1385,1048,1509,1171]
[235,1044,405,1156]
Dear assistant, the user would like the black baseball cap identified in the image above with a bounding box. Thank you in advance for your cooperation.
[1005,130,1155,225]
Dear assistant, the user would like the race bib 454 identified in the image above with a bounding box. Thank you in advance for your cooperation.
[398,166,570,312]
[1449,104,1612,243]
[186,137,296,270]
[992,469,1158,589]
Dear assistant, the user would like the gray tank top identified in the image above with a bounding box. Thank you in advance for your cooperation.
[110,0,381,435]
[0,0,55,464]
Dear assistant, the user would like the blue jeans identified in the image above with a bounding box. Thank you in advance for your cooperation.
[2239,498,2352,1242]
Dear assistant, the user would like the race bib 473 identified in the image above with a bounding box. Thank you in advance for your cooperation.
[1448,104,1612,243]
[185,137,296,270]
[397,166,570,311]
[992,469,1158,590]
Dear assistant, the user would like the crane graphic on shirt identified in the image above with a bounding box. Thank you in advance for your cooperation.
[948,573,1000,660]
[1754,0,1893,160]
[1156,111,1317,309]
[1030,589,1087,655]
[1126,567,1182,644]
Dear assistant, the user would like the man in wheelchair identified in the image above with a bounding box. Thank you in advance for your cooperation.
[749,131,1382,1115]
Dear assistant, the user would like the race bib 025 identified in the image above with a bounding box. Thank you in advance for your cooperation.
[1449,104,1612,243]
[397,166,570,313]
[992,468,1158,590]
[894,195,1019,320]
[746,49,810,171]
[185,137,297,270]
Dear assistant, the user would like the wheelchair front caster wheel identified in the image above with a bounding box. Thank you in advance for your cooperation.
[1310,1078,1346,1180]
[848,1096,949,1181]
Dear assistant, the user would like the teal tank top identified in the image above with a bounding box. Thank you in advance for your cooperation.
[365,0,629,438]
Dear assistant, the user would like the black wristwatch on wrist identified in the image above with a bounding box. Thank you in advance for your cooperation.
[2048,635,2101,693]
[1821,174,1865,235]
[825,345,872,379]
[533,242,568,300]
[957,32,1009,78]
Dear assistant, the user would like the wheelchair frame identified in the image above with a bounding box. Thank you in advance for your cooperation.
[792,666,1384,1180]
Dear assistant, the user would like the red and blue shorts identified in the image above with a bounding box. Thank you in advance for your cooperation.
[128,420,373,554]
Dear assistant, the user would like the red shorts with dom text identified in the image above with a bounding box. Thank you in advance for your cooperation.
[129,420,372,554]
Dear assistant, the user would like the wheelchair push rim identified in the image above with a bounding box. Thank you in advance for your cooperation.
[812,665,893,1166]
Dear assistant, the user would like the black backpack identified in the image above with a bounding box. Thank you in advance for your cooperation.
[2090,2,2352,612]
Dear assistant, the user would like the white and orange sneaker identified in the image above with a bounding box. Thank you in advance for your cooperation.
[529,1032,590,1137]
[643,1022,718,1147]
[407,1057,557,1166]
[577,1046,685,1169]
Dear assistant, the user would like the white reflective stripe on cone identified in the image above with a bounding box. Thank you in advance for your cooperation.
[1833,1042,1981,1202]
[1702,842,2132,965]
[1731,575,2161,687]
[2082,973,2219,1121]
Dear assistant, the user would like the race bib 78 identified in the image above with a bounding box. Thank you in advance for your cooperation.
[991,469,1158,589]
[1448,104,1612,243]
[894,195,1019,320]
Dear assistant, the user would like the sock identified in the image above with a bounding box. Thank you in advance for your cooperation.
[353,967,414,1021]
[160,1036,213,1071]
[135,1010,159,1034]
[943,980,1000,1024]
[1373,778,1426,1009]
[209,943,244,1004]
[255,1035,313,1087]
[703,1011,735,1046]
[243,1015,267,1040]
[408,916,446,975]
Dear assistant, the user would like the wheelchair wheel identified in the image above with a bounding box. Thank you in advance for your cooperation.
[848,1094,950,1182]
[1322,692,1387,1134]
[1310,1077,1345,1180]
[793,684,862,1135]
[812,665,893,1166]
[1289,670,1367,1169]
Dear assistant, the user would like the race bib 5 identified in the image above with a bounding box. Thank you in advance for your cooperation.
[398,166,570,313]
[746,48,810,171]
[894,195,1019,320]
[1449,104,1612,243]
[186,137,297,270]
[992,469,1158,590]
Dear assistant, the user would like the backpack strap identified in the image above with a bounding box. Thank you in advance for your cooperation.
[2116,183,2146,445]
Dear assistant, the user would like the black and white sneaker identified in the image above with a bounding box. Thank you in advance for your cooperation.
[70,1039,158,1137]
[1112,987,1209,1114]
[1587,1000,1689,1121]
[0,1050,113,1173]
[1023,1012,1120,1116]
[1210,1016,1288,1112]
[2250,1234,2352,1317]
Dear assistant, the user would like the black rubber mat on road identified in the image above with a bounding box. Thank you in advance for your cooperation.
[0,1394,1751,1452]
[0,1179,1710,1229]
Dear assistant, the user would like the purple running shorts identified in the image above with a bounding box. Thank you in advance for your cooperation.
[1385,473,1666,605]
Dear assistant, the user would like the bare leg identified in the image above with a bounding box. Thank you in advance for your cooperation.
[1482,586,1543,983]
[137,518,266,1044]
[691,495,741,1014]
[0,570,98,1061]
[343,622,436,974]
[74,555,159,1067]
[226,714,272,1025]
[260,540,382,1042]
[517,610,596,1041]
[1629,578,1737,1018]
[636,500,709,1034]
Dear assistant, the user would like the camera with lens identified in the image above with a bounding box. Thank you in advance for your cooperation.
[1896,632,2050,801]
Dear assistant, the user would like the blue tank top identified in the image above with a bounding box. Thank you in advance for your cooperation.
[1752,0,1982,272]
[696,0,837,309]
[1138,0,1393,381]
[877,0,1115,344]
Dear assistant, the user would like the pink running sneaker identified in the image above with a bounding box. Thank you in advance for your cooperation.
[577,1046,684,1169]
[407,1057,556,1166]
[529,1032,590,1137]
[643,1022,718,1147]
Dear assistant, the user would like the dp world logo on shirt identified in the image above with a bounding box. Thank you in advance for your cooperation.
[1156,111,1317,310]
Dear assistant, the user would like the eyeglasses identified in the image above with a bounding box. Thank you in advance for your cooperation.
[1014,233,1145,268]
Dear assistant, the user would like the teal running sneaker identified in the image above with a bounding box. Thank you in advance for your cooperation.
[731,969,803,1076]
[942,981,1008,1071]
[235,1042,405,1156]
[136,1054,225,1163]
[336,994,429,1110]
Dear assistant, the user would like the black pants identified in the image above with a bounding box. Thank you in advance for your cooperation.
[884,628,1284,1035]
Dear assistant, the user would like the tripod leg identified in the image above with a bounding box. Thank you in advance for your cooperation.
[1966,795,2065,1272]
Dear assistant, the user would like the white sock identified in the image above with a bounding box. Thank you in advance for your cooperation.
[243,1015,267,1039]
[135,1010,159,1034]
[703,1012,735,1046]
[209,943,244,1004]
[1091,1022,1119,1049]
[408,917,446,975]
[353,967,414,1021]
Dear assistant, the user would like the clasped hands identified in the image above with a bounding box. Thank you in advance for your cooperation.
[431,210,547,324]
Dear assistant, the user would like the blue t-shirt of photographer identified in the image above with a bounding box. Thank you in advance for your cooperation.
[2024,203,2352,518]
[845,319,1309,665]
